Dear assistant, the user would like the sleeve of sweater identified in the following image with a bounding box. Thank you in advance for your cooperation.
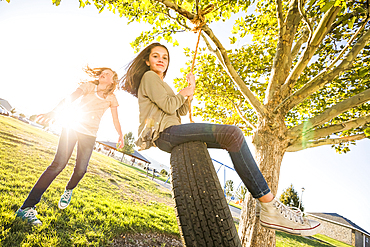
[177,98,190,116]
[141,71,186,115]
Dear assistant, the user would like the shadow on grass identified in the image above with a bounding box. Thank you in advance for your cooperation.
[2,215,74,247]
[276,231,334,247]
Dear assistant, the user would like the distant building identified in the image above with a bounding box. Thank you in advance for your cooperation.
[307,212,370,247]
[95,141,151,165]
[0,98,12,111]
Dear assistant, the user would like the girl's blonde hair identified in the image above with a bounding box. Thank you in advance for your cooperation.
[83,66,119,98]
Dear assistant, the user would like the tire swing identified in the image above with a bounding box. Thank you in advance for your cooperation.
[169,5,242,247]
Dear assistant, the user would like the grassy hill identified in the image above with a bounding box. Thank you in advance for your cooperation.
[0,115,352,246]
[0,116,178,246]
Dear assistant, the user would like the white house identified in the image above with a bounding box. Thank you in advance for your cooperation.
[307,212,370,247]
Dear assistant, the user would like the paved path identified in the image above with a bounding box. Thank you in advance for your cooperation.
[151,176,242,219]
[228,204,242,219]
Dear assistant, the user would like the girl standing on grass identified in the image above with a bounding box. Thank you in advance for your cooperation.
[120,42,322,237]
[16,66,124,226]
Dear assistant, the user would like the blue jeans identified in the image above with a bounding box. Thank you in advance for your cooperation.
[21,129,96,209]
[155,123,270,199]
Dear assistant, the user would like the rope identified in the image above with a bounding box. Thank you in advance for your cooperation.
[187,4,214,123]
[191,31,202,73]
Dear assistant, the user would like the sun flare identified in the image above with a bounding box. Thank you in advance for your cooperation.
[54,104,83,130]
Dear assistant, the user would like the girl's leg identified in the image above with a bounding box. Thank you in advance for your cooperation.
[65,132,96,190]
[21,129,78,209]
[156,123,322,236]
[155,123,270,199]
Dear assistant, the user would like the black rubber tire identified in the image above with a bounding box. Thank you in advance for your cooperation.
[170,141,241,247]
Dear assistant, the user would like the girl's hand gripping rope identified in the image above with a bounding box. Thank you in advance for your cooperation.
[186,72,195,101]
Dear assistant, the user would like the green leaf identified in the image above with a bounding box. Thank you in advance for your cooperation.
[231,25,239,34]
[358,68,368,77]
[140,0,150,11]
[364,128,370,137]
[348,16,355,29]
[132,1,139,10]
[354,7,367,14]
[321,0,335,13]
[52,0,61,6]
[229,36,237,44]
[308,0,316,7]
[79,0,85,8]
[181,2,192,12]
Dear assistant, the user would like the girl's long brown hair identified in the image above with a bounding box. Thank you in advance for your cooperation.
[83,66,118,98]
[120,43,170,97]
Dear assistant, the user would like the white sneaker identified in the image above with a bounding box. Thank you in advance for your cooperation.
[58,189,73,209]
[259,198,322,236]
[15,207,42,226]
[256,200,261,217]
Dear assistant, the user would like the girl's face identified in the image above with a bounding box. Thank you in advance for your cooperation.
[146,46,169,78]
[99,69,114,84]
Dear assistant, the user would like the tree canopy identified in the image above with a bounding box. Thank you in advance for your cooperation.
[56,0,370,155]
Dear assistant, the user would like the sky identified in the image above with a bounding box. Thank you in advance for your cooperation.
[1,0,369,233]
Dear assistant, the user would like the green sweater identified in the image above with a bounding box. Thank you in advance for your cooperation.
[137,71,190,145]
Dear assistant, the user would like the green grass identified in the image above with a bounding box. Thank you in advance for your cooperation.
[0,115,352,246]
[276,232,353,247]
[0,116,177,246]
[313,234,353,247]
[126,163,171,183]
[228,201,242,210]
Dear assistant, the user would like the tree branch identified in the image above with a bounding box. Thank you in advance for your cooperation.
[298,0,313,43]
[276,0,284,30]
[290,27,310,64]
[201,25,267,116]
[202,32,262,128]
[326,17,369,71]
[165,9,191,30]
[201,32,227,69]
[286,134,366,152]
[232,103,257,130]
[288,88,370,137]
[278,5,341,100]
[154,0,196,20]
[154,0,267,116]
[329,12,366,34]
[293,114,370,144]
[276,28,370,112]
[266,0,301,102]
[207,89,257,130]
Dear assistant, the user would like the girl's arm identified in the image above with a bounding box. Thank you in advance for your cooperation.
[177,98,190,116]
[142,72,187,114]
[142,71,195,115]
[37,88,83,124]
[110,106,124,149]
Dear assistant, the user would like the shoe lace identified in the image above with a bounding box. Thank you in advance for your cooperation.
[62,190,72,201]
[25,208,38,221]
[273,200,304,224]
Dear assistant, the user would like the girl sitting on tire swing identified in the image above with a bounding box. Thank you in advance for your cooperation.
[121,42,322,237]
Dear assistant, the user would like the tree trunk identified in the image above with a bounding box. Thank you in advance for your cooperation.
[238,115,288,247]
